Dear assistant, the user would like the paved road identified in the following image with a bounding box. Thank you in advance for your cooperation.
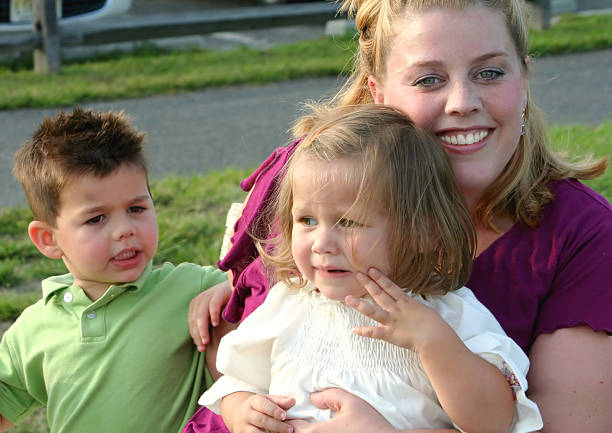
[1,49,611,210]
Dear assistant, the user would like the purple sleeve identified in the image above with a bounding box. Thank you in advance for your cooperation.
[533,183,612,338]
[468,179,611,352]
[218,141,299,323]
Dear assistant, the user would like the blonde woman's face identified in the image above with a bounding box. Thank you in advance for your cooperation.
[290,158,393,301]
[368,6,527,208]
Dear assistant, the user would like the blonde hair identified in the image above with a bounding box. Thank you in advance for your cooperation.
[261,104,476,296]
[300,0,607,230]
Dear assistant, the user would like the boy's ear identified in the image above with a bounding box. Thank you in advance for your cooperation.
[28,221,63,259]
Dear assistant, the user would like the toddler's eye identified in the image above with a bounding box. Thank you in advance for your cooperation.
[338,218,361,228]
[299,217,317,227]
[86,215,105,225]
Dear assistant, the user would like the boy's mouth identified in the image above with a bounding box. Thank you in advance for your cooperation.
[113,248,138,261]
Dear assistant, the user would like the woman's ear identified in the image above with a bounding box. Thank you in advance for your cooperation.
[28,221,63,259]
[368,75,384,104]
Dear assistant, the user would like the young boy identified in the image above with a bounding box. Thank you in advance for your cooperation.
[3,108,227,433]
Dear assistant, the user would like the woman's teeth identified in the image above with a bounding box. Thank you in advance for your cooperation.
[439,130,489,145]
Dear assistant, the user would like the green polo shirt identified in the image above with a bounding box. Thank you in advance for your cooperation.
[0,261,226,433]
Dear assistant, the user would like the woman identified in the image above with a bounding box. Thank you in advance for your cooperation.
[186,0,611,432]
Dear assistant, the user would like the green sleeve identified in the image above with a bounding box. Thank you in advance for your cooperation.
[0,320,43,424]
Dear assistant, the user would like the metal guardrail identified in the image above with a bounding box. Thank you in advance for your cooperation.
[0,1,342,72]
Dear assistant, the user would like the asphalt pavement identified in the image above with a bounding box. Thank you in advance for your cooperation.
[1,48,611,210]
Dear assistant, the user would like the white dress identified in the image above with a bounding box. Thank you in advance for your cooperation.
[200,282,542,432]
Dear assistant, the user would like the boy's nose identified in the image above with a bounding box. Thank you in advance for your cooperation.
[112,218,135,240]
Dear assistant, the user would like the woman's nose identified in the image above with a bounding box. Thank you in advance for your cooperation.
[445,79,482,116]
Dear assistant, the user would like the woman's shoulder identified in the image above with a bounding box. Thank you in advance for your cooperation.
[548,178,611,213]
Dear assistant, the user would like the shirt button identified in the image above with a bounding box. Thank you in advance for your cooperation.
[86,312,97,319]
[64,293,73,303]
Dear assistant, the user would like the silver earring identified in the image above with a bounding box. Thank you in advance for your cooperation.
[520,110,526,136]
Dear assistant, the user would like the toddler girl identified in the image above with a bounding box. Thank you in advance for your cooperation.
[200,105,542,433]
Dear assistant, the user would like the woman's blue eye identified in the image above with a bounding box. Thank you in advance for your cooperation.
[478,69,504,80]
[414,76,441,88]
[86,215,104,225]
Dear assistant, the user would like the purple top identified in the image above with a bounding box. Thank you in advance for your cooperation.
[219,145,612,352]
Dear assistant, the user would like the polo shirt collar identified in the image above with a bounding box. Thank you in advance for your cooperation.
[42,261,153,304]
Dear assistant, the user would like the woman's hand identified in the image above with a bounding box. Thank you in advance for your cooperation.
[188,279,232,352]
[288,388,396,433]
[288,389,459,433]
[346,268,452,353]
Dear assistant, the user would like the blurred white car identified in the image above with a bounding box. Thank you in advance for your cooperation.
[0,0,132,32]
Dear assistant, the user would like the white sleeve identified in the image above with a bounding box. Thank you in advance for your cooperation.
[426,287,543,433]
[198,282,302,414]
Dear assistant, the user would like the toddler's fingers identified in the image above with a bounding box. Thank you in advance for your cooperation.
[353,325,389,342]
[248,396,294,433]
[356,271,397,309]
[345,295,389,325]
[367,267,406,299]
[265,394,296,410]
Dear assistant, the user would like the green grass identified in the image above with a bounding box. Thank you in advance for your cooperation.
[531,13,612,57]
[549,122,612,198]
[0,12,610,110]
[0,123,610,433]
[0,122,610,312]
[0,167,249,309]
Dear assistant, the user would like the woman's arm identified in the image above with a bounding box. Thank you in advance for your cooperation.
[527,326,612,433]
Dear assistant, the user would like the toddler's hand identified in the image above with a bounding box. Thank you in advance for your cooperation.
[231,394,296,433]
[188,279,232,352]
[346,268,453,353]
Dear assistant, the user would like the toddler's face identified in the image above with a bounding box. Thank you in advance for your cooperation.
[291,158,393,301]
[51,164,158,299]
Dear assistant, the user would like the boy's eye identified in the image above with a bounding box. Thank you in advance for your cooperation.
[128,206,146,214]
[86,215,105,225]
[299,217,317,227]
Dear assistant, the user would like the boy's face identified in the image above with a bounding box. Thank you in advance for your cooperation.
[51,164,158,298]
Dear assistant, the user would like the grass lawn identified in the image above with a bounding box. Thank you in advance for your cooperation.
[1,122,610,314]
[0,121,610,433]
[0,13,610,110]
